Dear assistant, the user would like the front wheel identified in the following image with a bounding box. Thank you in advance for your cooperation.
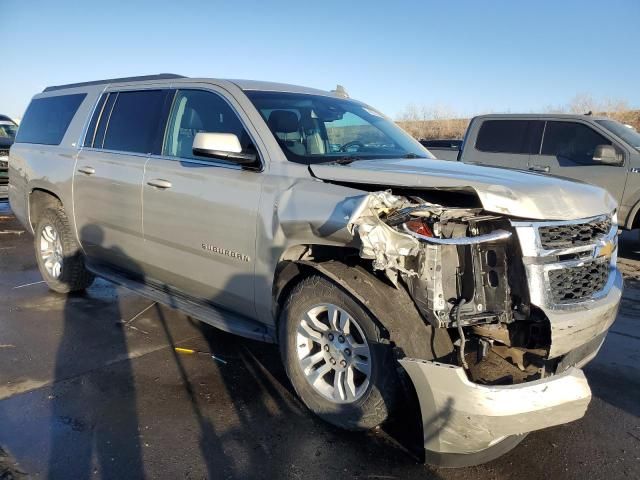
[278,275,399,430]
[34,207,95,293]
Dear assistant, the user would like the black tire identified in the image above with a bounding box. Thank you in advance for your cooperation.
[278,275,399,430]
[34,207,95,293]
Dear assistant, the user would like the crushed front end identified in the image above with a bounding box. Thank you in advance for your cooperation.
[348,191,622,465]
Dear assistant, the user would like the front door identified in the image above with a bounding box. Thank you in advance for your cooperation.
[74,89,170,275]
[142,87,263,318]
[531,121,628,205]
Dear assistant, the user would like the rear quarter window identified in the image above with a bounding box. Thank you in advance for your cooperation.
[15,94,86,145]
[475,120,542,154]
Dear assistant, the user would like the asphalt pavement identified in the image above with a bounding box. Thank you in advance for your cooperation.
[0,201,638,479]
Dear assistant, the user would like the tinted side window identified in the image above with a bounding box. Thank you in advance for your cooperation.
[15,94,86,145]
[541,122,612,165]
[163,90,252,160]
[475,120,530,154]
[102,90,168,154]
[525,120,545,154]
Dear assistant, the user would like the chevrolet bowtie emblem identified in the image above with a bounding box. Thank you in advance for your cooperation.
[596,240,614,259]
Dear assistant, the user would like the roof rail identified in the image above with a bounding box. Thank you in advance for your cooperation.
[43,74,186,93]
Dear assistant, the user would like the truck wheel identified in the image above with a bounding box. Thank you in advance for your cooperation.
[279,275,398,430]
[34,207,95,293]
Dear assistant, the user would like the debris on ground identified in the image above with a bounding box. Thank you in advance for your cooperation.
[115,302,155,335]
[175,347,228,365]
[12,281,45,290]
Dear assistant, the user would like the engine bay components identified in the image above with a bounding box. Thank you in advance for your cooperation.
[347,191,551,385]
[348,191,521,327]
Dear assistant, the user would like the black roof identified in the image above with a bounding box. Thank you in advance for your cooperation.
[43,74,186,93]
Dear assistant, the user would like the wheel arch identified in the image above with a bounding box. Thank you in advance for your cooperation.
[29,188,63,230]
[272,248,453,360]
[630,203,640,229]
[272,243,361,326]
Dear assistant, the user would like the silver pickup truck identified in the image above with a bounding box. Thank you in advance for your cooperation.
[8,74,622,466]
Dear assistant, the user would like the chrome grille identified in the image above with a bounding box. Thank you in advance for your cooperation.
[539,217,611,249]
[512,213,617,308]
[548,261,609,304]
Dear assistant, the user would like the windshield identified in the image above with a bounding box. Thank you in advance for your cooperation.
[246,91,432,164]
[0,121,18,140]
[596,119,640,150]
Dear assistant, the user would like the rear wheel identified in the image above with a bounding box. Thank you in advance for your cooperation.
[34,207,95,293]
[279,275,399,430]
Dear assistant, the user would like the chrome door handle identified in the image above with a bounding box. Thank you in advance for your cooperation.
[77,166,96,175]
[147,179,172,189]
[529,165,550,173]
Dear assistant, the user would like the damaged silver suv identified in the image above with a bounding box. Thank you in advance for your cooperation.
[9,74,622,466]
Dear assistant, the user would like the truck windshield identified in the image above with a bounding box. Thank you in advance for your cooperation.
[246,91,431,164]
[596,119,640,150]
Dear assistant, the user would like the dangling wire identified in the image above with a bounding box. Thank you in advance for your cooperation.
[456,298,469,370]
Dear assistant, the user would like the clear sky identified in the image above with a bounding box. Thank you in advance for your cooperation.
[3,0,639,120]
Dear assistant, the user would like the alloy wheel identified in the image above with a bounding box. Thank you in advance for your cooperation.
[296,303,372,404]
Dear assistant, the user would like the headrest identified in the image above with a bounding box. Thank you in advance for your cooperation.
[268,110,299,133]
[180,108,204,130]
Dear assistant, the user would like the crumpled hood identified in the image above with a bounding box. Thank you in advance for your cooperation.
[309,158,617,221]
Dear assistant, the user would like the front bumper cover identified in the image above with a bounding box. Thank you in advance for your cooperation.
[398,266,620,465]
[399,359,592,465]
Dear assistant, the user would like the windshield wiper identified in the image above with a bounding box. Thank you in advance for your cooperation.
[332,156,362,165]
[402,153,427,159]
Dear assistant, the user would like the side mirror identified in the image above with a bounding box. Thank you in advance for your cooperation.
[593,144,622,165]
[192,132,258,166]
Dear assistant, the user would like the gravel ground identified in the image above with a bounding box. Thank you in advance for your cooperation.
[0,201,638,479]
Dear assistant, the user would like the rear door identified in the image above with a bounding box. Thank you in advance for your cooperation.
[466,119,544,170]
[531,120,627,204]
[74,88,172,274]
[141,86,263,318]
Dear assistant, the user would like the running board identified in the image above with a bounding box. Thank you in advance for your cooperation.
[86,262,276,343]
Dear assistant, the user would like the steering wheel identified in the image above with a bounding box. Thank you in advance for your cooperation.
[338,140,365,152]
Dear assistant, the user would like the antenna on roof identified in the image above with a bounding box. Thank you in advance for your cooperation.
[331,85,349,98]
[585,110,593,116]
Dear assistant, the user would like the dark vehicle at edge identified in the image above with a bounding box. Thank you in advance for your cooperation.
[0,114,18,199]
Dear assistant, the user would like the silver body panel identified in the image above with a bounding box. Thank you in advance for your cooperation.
[309,158,617,221]
[8,76,624,462]
[74,149,148,273]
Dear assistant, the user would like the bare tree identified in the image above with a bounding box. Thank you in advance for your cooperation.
[397,104,469,140]
[397,94,639,140]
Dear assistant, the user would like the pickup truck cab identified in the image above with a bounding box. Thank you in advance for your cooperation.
[9,75,622,466]
[459,113,640,230]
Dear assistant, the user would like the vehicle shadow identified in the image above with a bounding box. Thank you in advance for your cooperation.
[47,236,144,478]
[46,223,447,478]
